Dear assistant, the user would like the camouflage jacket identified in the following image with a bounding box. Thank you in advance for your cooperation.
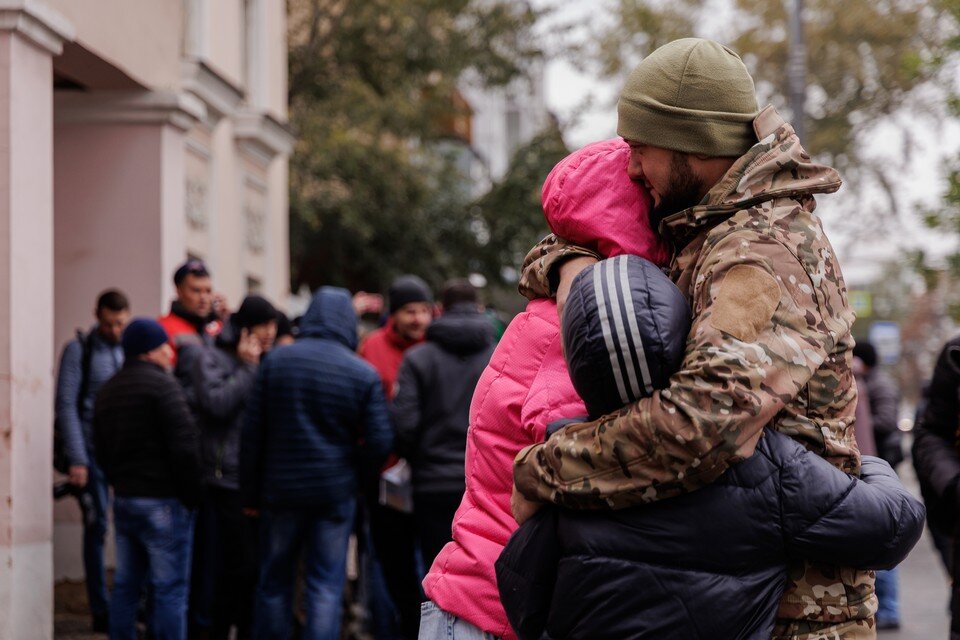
[514,106,875,632]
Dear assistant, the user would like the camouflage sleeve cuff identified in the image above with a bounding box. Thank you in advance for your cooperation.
[513,443,556,503]
[518,234,601,301]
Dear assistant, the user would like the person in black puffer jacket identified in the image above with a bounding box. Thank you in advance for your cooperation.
[392,279,496,566]
[187,295,278,640]
[240,286,394,639]
[497,255,926,640]
[912,335,960,640]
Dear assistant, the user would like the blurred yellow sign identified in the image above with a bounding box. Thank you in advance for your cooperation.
[849,290,872,318]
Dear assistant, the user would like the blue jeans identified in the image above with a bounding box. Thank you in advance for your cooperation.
[79,456,110,617]
[253,501,357,640]
[110,496,194,640]
[876,567,900,623]
[417,602,500,640]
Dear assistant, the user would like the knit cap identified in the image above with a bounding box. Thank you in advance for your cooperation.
[122,318,169,358]
[617,38,760,157]
[231,295,278,330]
[388,275,433,315]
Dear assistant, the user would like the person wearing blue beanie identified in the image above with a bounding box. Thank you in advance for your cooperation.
[121,318,171,361]
[94,317,200,639]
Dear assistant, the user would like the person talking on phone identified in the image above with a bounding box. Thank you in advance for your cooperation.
[159,259,232,366]
[185,295,279,640]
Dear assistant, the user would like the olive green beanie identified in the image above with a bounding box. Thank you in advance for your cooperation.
[617,38,760,157]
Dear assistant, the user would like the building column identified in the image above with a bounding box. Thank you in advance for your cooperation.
[0,2,73,638]
[53,90,204,344]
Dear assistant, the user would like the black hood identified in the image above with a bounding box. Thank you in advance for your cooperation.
[298,287,358,350]
[427,305,495,356]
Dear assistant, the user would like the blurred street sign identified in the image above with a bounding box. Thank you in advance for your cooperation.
[849,290,872,318]
[869,321,901,366]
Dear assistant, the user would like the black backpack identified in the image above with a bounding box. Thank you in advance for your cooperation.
[53,330,95,473]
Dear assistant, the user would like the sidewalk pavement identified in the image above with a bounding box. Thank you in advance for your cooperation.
[54,454,953,639]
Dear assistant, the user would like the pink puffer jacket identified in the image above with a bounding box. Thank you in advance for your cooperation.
[422,138,669,639]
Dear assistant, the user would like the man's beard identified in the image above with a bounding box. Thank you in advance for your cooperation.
[649,152,708,230]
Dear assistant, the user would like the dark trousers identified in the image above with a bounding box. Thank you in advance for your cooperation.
[414,491,462,569]
[951,522,960,638]
[356,504,403,639]
[79,456,110,618]
[369,502,423,640]
[253,501,356,640]
[189,486,257,640]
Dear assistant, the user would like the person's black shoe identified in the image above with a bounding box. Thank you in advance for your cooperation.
[876,618,901,631]
[92,613,109,634]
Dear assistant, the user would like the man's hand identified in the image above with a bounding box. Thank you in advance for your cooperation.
[68,465,88,489]
[352,291,384,317]
[511,483,543,525]
[237,328,263,365]
[212,293,231,320]
[556,256,598,317]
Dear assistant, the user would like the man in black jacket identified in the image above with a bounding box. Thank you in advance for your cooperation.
[392,280,495,566]
[94,318,202,640]
[188,295,278,640]
[241,287,393,640]
[913,335,960,640]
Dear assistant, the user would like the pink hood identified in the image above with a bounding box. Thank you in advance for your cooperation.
[422,140,668,639]
[542,138,670,264]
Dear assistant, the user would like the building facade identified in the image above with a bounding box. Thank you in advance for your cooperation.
[0,1,293,636]
[461,64,549,182]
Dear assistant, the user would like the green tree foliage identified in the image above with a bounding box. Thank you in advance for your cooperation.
[469,122,569,284]
[288,0,544,292]
[918,0,960,277]
[586,0,951,221]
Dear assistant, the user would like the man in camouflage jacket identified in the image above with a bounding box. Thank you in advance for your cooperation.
[512,39,873,640]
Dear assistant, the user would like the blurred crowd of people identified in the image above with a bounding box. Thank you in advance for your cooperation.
[54,260,500,640]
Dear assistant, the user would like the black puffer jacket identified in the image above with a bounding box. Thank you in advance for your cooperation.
[913,335,960,533]
[189,330,258,490]
[239,287,394,509]
[392,304,495,494]
[498,430,925,640]
[93,360,202,508]
[912,334,960,639]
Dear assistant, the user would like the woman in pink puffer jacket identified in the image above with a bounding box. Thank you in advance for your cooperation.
[419,139,670,640]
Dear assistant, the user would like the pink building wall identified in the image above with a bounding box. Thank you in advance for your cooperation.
[54,124,166,340]
[47,0,182,91]
[0,4,293,621]
[0,14,71,635]
[53,121,190,346]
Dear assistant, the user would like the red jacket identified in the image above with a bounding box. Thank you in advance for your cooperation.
[358,318,422,398]
[158,307,221,366]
